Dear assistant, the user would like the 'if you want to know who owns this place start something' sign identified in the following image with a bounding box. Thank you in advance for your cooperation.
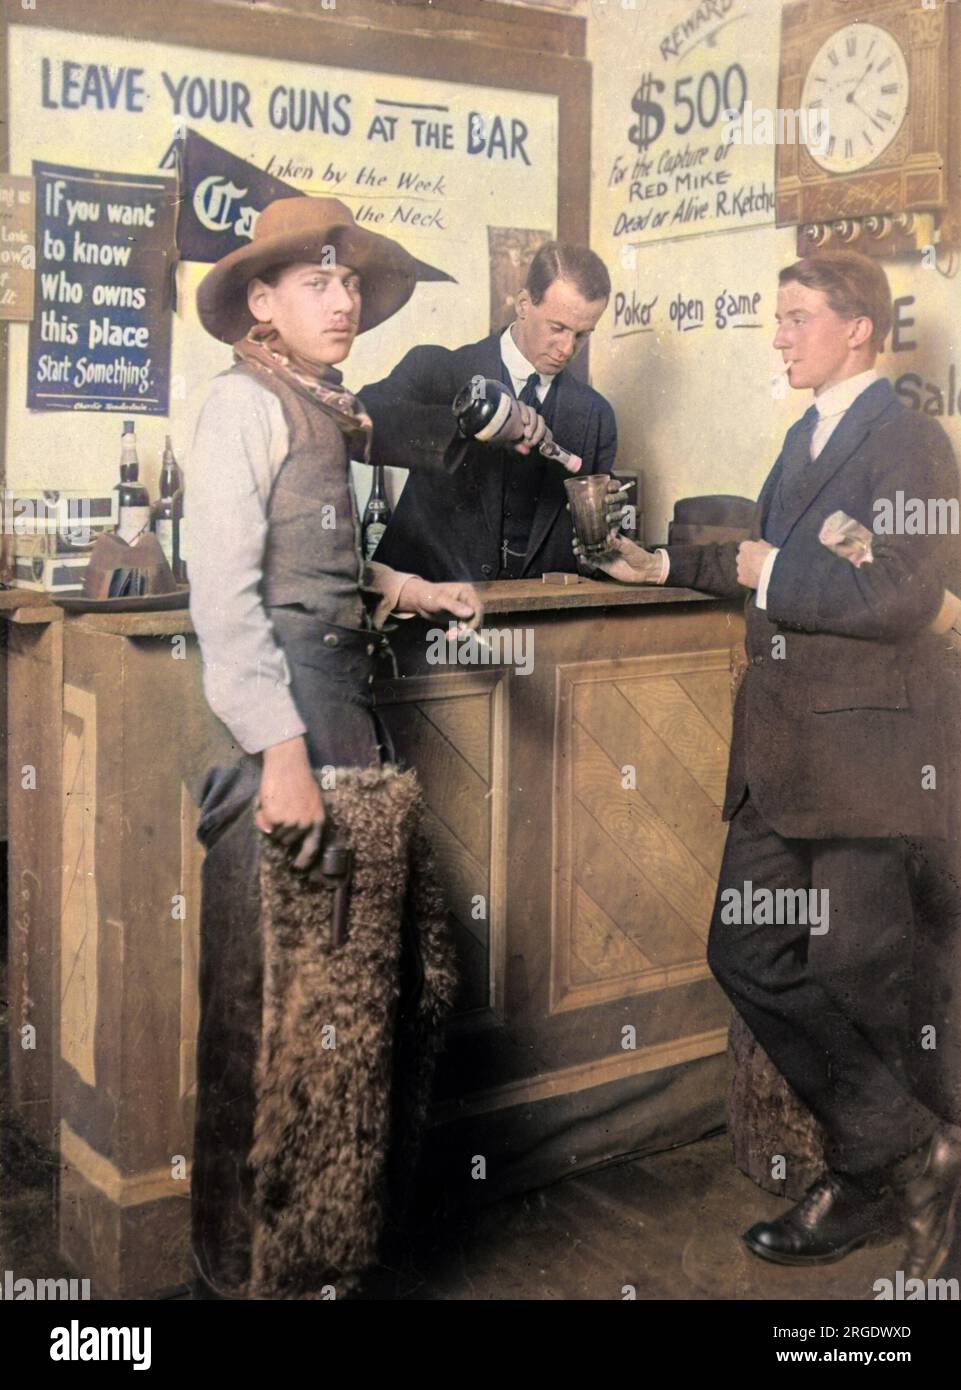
[27,161,174,415]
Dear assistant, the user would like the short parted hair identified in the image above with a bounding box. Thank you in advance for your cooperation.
[525,241,611,307]
[778,251,892,352]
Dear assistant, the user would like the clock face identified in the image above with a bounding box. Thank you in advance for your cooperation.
[800,22,910,175]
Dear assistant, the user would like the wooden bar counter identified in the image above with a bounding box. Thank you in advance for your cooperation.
[4,577,744,1296]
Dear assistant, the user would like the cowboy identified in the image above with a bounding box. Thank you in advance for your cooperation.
[186,196,481,1298]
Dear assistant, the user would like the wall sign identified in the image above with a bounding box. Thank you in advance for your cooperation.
[0,175,36,322]
[27,161,175,414]
[596,0,779,251]
[5,24,560,485]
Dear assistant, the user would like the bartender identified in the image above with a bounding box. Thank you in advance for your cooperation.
[359,241,617,582]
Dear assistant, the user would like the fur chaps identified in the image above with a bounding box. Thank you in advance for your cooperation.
[248,764,458,1298]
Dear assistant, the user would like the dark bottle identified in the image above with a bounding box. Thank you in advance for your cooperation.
[151,435,186,581]
[362,464,391,560]
[452,375,582,473]
[114,420,151,545]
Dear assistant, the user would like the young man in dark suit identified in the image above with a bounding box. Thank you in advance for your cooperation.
[359,242,617,582]
[589,250,961,1279]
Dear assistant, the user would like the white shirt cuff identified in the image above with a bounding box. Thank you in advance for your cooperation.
[755,547,780,610]
[655,548,670,584]
[200,659,308,756]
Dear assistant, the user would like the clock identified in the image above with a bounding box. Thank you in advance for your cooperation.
[776,0,961,255]
[799,22,910,176]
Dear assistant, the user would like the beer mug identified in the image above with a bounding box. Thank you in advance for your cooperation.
[564,475,614,555]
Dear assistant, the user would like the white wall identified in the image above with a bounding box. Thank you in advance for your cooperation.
[587,0,961,544]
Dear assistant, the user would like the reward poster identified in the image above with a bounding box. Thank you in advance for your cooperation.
[595,0,779,253]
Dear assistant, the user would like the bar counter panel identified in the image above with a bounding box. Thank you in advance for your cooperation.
[375,584,741,1136]
[4,579,744,1294]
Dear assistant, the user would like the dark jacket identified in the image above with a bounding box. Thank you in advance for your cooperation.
[359,332,617,581]
[666,378,961,840]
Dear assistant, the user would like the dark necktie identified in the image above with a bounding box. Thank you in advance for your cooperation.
[777,402,820,503]
[499,372,545,574]
[518,371,541,407]
[764,403,820,547]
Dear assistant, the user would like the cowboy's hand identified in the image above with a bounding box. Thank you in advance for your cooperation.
[511,401,547,456]
[573,533,663,584]
[256,736,327,872]
[397,576,483,632]
[736,539,774,590]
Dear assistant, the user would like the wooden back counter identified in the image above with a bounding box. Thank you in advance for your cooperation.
[3,577,744,1296]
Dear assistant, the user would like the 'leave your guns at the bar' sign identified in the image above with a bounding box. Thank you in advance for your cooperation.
[27,162,175,413]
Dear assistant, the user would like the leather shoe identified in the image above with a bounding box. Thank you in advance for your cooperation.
[743,1172,899,1266]
[887,1126,961,1280]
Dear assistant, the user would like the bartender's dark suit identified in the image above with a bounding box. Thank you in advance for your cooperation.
[359,331,617,581]
[666,377,961,1174]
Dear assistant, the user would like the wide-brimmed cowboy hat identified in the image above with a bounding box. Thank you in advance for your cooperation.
[196,195,454,343]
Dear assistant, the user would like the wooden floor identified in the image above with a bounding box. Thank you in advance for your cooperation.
[354,1135,931,1301]
[5,957,958,1301]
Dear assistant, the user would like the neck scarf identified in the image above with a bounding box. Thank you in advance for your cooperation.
[232,322,373,463]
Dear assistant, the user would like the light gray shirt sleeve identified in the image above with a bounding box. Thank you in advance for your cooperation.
[185,371,309,755]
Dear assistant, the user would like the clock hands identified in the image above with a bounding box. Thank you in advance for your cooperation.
[846,60,874,105]
[804,25,905,173]
[816,58,875,102]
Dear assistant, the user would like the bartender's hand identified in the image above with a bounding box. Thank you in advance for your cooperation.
[511,402,547,456]
[573,533,665,585]
[396,576,484,633]
[256,736,326,872]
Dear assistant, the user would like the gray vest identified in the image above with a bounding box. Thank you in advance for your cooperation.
[229,360,369,631]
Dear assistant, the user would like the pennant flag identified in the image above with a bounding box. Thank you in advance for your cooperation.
[159,127,456,297]
[159,127,300,265]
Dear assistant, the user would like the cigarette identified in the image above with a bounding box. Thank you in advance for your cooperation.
[770,365,790,399]
[448,620,491,650]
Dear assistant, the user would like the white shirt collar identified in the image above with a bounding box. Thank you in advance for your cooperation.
[813,367,880,420]
[500,323,554,393]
